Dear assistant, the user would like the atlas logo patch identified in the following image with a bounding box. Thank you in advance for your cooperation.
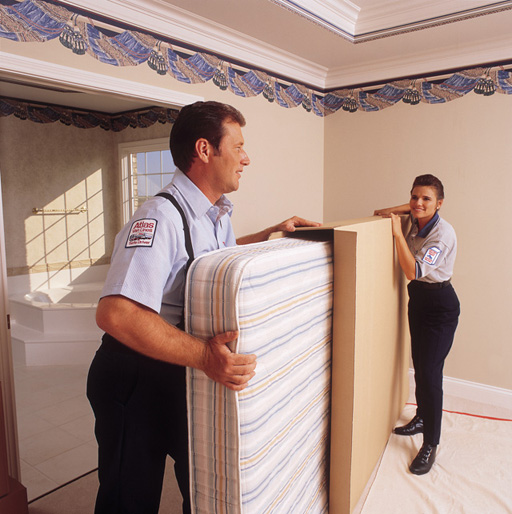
[423,246,441,265]
[126,218,157,248]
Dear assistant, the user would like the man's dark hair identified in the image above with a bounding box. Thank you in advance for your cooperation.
[169,101,246,172]
[411,174,445,200]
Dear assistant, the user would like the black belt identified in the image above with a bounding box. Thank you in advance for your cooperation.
[101,332,141,355]
[100,333,184,372]
[411,280,451,290]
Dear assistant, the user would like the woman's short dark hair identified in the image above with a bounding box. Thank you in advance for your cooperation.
[411,174,445,200]
[169,101,246,172]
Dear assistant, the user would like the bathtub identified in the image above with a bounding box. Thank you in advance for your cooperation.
[9,283,104,366]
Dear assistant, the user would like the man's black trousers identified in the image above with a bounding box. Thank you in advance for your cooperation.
[87,334,191,514]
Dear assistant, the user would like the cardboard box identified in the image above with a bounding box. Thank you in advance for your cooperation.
[295,216,410,513]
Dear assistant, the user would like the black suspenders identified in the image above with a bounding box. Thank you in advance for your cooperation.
[156,192,195,272]
[101,193,195,348]
[156,192,195,331]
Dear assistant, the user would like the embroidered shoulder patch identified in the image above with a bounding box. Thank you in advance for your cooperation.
[422,246,441,265]
[125,219,158,248]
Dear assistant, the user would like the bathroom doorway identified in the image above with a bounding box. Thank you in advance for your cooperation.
[0,75,201,501]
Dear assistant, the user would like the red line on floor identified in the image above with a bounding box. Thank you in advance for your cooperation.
[405,402,512,422]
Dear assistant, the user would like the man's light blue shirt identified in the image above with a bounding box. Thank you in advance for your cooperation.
[101,168,237,325]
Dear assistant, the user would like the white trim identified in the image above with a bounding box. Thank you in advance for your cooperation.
[443,375,512,412]
[57,0,512,90]
[409,369,512,412]
[119,138,171,154]
[59,0,328,89]
[356,0,511,35]
[0,173,21,480]
[325,34,512,89]
[271,0,509,38]
[270,0,359,36]
[0,51,203,108]
[3,5,511,91]
[119,149,133,228]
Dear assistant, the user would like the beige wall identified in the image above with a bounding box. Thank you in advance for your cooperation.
[1,37,325,237]
[0,116,117,277]
[0,38,324,276]
[2,36,511,392]
[324,93,512,390]
[152,78,325,237]
[0,116,173,278]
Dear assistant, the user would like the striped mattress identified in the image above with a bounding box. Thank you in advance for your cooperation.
[185,237,333,513]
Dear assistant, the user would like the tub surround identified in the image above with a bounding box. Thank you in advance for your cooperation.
[7,257,110,279]
[10,283,104,367]
[8,266,108,367]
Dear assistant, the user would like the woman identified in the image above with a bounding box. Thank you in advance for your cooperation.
[375,174,460,475]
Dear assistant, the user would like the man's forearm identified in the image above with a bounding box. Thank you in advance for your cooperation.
[236,216,321,245]
[96,295,208,367]
[236,226,275,245]
[96,295,257,391]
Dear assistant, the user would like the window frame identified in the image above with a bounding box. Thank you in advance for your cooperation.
[118,138,175,225]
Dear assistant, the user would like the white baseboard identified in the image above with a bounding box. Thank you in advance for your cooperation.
[408,369,512,411]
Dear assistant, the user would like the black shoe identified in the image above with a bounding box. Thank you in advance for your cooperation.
[393,415,424,436]
[409,443,437,475]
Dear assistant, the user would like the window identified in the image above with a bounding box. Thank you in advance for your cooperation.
[119,138,176,224]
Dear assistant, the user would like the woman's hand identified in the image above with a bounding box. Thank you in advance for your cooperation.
[390,213,404,238]
[374,203,410,218]
[374,207,394,217]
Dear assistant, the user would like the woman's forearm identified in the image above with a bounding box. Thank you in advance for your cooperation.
[394,232,416,280]
[390,213,416,280]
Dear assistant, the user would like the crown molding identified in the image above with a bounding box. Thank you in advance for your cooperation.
[0,51,203,107]
[270,0,512,43]
[355,0,510,33]
[269,0,359,37]
[325,34,512,89]
[12,1,512,92]
[59,0,329,89]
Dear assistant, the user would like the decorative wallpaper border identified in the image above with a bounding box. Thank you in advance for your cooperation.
[0,98,179,131]
[1,0,511,117]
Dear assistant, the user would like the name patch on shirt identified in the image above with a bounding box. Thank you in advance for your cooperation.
[126,219,157,248]
[422,246,441,265]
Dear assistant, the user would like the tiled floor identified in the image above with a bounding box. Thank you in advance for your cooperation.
[13,362,97,502]
[14,361,512,508]
[26,380,512,514]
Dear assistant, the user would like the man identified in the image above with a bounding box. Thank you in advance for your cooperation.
[87,101,320,514]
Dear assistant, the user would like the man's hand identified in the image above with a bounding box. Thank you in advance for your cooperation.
[274,216,321,233]
[97,297,256,389]
[202,331,257,391]
[237,216,321,245]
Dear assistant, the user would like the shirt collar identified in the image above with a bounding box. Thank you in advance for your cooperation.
[169,168,233,221]
[416,211,440,238]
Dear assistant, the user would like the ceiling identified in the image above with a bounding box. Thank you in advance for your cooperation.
[148,0,512,88]
[1,0,512,112]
